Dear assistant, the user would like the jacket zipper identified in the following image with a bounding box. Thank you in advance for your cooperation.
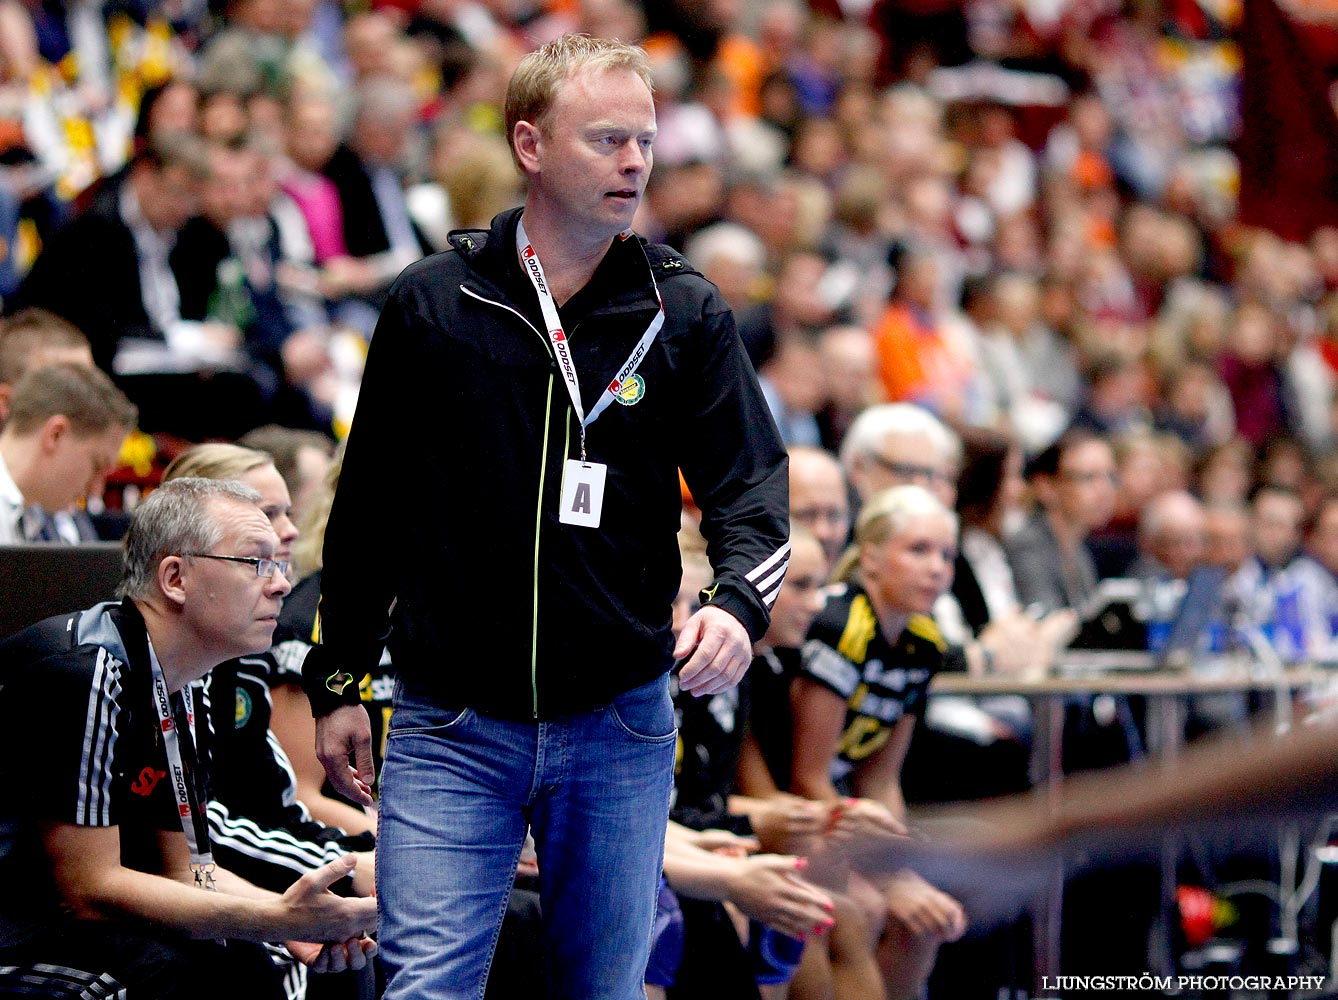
[461,284,560,719]
[531,373,554,718]
[461,285,547,341]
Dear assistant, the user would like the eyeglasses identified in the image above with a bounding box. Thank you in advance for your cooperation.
[867,454,955,486]
[187,553,290,578]
[1059,469,1119,486]
[792,505,850,528]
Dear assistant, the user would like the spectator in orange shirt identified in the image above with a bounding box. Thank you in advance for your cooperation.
[872,248,976,421]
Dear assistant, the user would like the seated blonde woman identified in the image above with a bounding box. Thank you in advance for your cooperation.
[790,485,967,1000]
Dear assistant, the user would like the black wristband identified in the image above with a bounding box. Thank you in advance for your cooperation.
[301,644,364,718]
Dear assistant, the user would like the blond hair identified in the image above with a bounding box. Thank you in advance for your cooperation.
[292,440,344,578]
[162,442,272,484]
[504,35,652,168]
[830,484,957,584]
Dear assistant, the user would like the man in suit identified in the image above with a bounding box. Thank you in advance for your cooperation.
[15,133,265,439]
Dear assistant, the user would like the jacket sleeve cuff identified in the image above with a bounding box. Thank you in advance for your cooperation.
[300,644,367,718]
[700,583,769,645]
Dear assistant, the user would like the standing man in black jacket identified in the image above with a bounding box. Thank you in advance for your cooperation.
[302,33,789,1000]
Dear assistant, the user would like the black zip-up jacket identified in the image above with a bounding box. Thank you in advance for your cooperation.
[304,208,788,720]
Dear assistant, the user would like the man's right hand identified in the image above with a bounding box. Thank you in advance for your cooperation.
[286,937,378,973]
[314,705,375,807]
[278,855,379,943]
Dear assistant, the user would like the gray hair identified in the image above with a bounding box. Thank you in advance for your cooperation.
[839,403,962,475]
[1138,489,1204,544]
[684,223,766,272]
[120,478,262,600]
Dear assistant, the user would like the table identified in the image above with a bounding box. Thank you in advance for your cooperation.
[928,663,1331,991]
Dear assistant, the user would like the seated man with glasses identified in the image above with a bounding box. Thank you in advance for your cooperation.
[160,444,380,1000]
[788,445,851,569]
[0,477,377,998]
[839,403,961,513]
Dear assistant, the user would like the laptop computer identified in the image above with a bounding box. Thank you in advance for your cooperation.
[1055,567,1229,675]
[1154,565,1228,670]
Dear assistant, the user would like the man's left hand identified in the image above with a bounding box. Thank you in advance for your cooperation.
[286,937,378,973]
[675,605,750,696]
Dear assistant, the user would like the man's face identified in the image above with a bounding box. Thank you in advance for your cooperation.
[1204,508,1250,572]
[1251,491,1303,569]
[287,98,339,172]
[139,163,202,233]
[1308,503,1338,576]
[1145,503,1205,581]
[200,148,251,226]
[789,453,849,569]
[1048,439,1118,535]
[181,499,291,665]
[41,423,127,511]
[853,430,957,507]
[356,110,413,167]
[524,66,656,243]
[819,329,876,413]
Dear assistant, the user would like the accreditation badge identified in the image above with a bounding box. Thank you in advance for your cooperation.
[559,460,607,528]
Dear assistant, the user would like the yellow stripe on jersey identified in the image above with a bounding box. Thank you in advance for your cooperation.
[837,594,877,664]
[838,715,893,761]
[906,613,946,652]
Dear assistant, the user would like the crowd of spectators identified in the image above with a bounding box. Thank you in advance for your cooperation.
[6,0,1338,996]
[0,0,1331,476]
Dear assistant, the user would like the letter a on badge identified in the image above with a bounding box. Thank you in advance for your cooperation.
[560,460,607,528]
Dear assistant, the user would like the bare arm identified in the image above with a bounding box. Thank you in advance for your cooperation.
[734,733,781,799]
[789,676,849,803]
[662,821,834,940]
[42,822,377,944]
[999,719,1338,851]
[850,714,917,823]
[271,683,375,834]
[878,720,1338,918]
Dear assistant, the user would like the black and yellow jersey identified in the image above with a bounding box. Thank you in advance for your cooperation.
[799,584,944,782]
[274,571,394,800]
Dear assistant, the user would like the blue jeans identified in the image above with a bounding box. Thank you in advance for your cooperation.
[377,674,677,1000]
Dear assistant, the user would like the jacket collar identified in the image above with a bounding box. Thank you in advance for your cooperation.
[74,597,150,674]
[448,207,664,318]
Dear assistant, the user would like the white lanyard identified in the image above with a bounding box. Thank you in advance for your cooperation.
[147,639,216,890]
[516,218,664,461]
